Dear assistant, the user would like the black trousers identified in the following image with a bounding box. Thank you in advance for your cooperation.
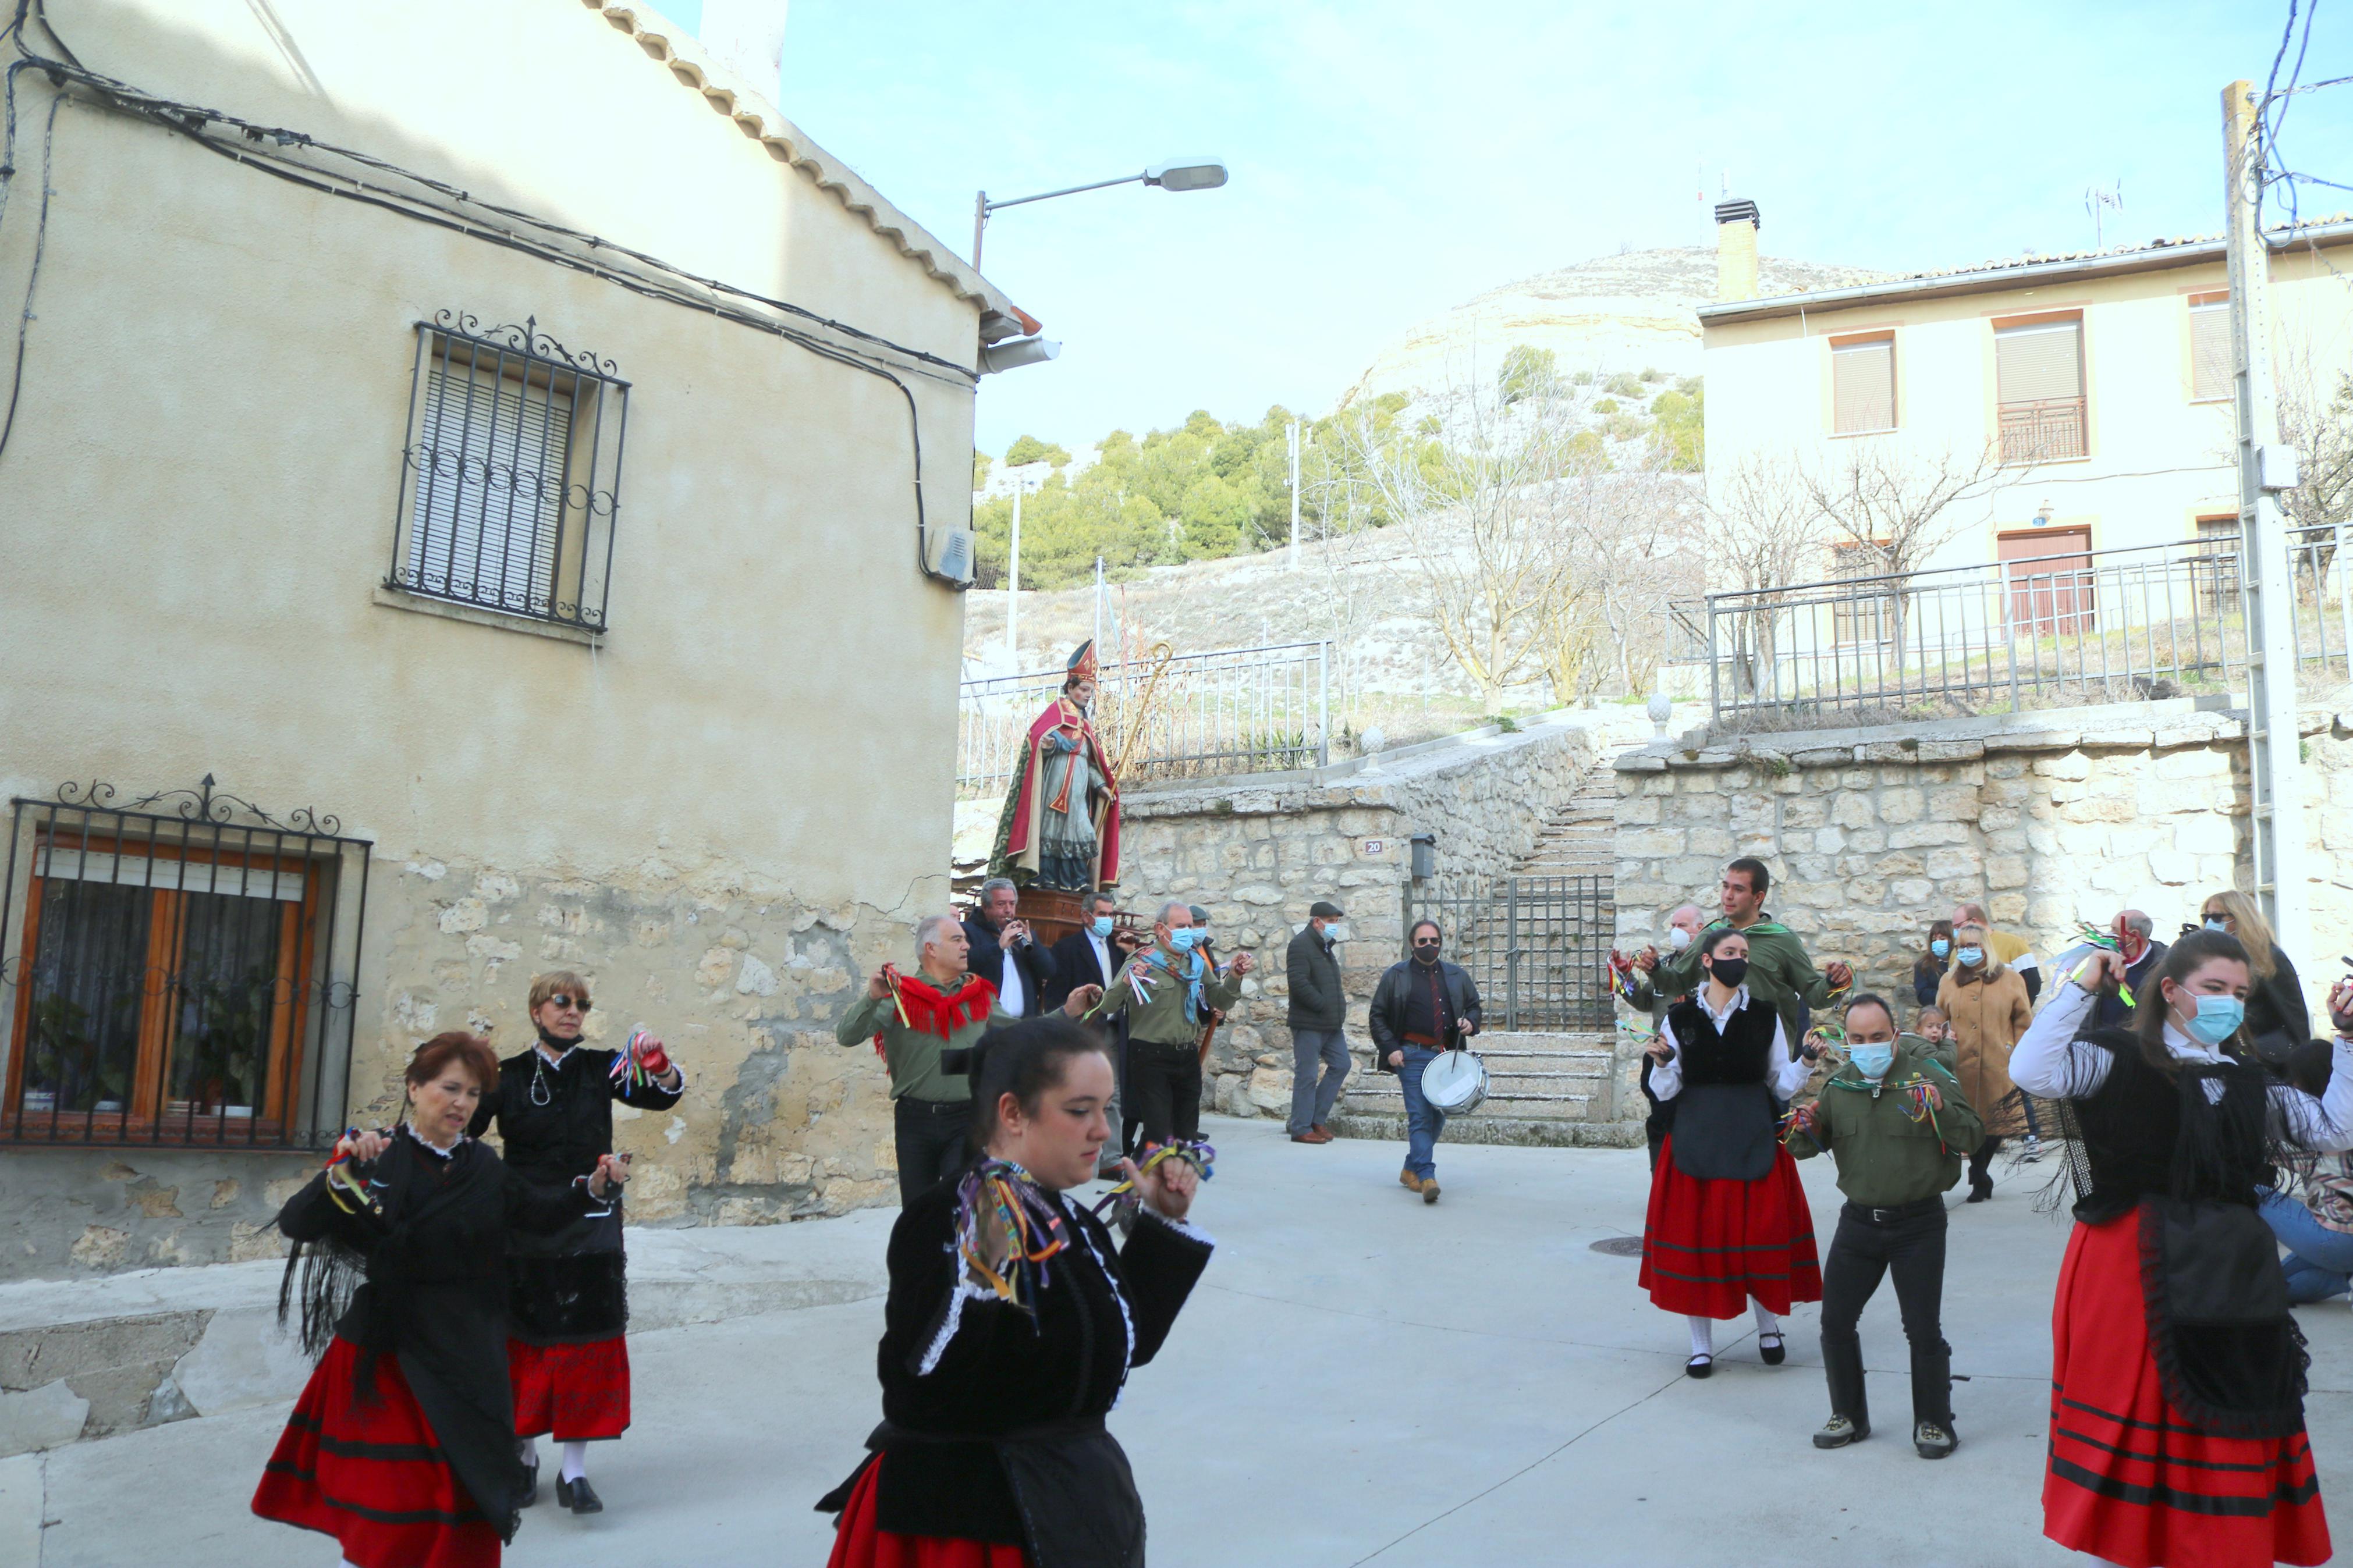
[893,1096,973,1206]
[1968,1135,2004,1188]
[1819,1198,1953,1430]
[1125,1037,1203,1147]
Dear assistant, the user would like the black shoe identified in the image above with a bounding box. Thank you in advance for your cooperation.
[519,1458,540,1508]
[1685,1354,1714,1379]
[1759,1331,1787,1365]
[556,1474,603,1514]
[1965,1179,1993,1203]
[1915,1420,1958,1459]
[1813,1414,1868,1449]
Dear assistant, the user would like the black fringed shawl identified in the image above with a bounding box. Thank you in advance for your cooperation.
[274,1132,594,1541]
[2057,1029,2307,1438]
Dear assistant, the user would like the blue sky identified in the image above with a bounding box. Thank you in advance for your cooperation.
[664,2,2353,456]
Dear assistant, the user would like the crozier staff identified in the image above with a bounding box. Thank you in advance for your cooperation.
[465,971,683,1516]
[1637,926,1823,1377]
[817,1017,1213,1568]
[2013,932,2353,1567]
[252,1032,629,1568]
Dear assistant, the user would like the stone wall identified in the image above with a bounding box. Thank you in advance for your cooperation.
[1613,699,2353,1018]
[1115,712,1622,1115]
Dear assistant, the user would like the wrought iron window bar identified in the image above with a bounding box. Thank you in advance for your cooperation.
[385,310,630,634]
[0,776,371,1151]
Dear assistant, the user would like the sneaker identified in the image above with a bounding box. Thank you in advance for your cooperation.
[1399,1167,1424,1192]
[2018,1136,2045,1164]
[1914,1420,1957,1459]
[1812,1414,1868,1449]
[1422,1177,1441,1204]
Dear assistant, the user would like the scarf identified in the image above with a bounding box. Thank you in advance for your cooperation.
[1137,947,1208,1025]
[875,968,997,1055]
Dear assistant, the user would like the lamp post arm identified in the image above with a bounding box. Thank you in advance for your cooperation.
[971,172,1149,268]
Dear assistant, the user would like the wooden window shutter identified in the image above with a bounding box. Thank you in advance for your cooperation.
[1832,339,1896,433]
[1995,319,2084,404]
[2189,298,2232,402]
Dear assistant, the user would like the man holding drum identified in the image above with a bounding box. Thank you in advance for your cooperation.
[1369,920,1484,1204]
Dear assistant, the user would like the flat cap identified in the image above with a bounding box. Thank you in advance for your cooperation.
[1309,899,1347,919]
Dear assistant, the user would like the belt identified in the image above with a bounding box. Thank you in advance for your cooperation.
[1843,1195,1946,1225]
[898,1096,970,1115]
[1402,1032,1445,1047]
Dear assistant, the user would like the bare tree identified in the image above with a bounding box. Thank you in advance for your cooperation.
[2279,358,2353,534]
[1544,468,1698,702]
[1708,453,1829,697]
[1794,437,2004,674]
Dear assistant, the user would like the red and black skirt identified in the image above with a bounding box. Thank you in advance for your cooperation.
[2044,1212,2330,1567]
[251,1336,502,1568]
[826,1457,1030,1568]
[1638,1137,1821,1317]
[507,1335,630,1441]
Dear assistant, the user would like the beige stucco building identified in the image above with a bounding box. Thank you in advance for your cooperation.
[0,0,1038,1278]
[1699,200,2353,575]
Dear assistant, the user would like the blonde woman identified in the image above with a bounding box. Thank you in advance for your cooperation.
[2200,890,2310,1065]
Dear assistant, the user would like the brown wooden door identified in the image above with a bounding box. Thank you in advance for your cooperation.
[2000,527,2094,638]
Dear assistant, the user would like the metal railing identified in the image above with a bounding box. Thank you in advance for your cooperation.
[1702,524,2353,727]
[958,641,1330,798]
[1402,874,1614,1031]
[1998,396,2088,464]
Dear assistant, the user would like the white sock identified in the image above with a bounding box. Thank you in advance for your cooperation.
[516,1437,535,1464]
[1686,1316,1715,1358]
[561,1440,589,1482]
[1752,1300,1780,1337]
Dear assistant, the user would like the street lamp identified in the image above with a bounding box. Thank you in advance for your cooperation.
[971,158,1229,270]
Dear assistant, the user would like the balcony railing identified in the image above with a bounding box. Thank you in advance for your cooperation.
[1998,396,2088,464]
[1698,523,2353,728]
[959,641,1330,799]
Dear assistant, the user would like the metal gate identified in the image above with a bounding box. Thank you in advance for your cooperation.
[1401,874,1613,1030]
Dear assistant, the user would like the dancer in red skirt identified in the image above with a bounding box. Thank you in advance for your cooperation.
[2013,931,2353,1568]
[818,1016,1212,1568]
[253,1031,630,1567]
[466,970,682,1515]
[1638,926,1825,1377]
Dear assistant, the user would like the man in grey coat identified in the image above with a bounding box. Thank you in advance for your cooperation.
[1286,900,1351,1144]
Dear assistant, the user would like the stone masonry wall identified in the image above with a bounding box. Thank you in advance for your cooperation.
[1614,699,2353,1020]
[1115,713,1617,1115]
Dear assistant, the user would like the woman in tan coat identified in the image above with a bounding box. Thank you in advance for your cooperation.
[1935,920,2033,1204]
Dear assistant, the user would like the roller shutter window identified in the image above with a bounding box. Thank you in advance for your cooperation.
[2189,297,2232,403]
[407,344,574,616]
[1994,319,2084,404]
[1832,337,1896,434]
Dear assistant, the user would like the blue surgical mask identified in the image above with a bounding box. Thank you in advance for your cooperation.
[1169,928,1201,951]
[1848,1042,1895,1080]
[1930,938,1950,958]
[1955,945,1983,967]
[2184,993,2246,1045]
[2204,918,2229,933]
[1091,916,1115,938]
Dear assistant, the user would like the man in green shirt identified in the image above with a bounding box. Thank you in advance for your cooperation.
[1785,993,1982,1461]
[839,912,1101,1203]
[1636,857,1852,1046]
[1088,900,1251,1149]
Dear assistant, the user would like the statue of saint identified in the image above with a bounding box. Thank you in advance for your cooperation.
[990,641,1120,891]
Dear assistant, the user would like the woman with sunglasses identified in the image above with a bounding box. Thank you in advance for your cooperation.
[466,970,684,1516]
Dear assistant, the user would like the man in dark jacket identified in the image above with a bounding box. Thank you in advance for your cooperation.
[1369,920,1482,1204]
[1285,901,1351,1144]
[964,877,1056,1019]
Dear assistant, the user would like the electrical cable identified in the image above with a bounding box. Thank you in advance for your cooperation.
[0,81,55,467]
[0,0,971,584]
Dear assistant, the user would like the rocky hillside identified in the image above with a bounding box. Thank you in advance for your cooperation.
[1343,246,1881,407]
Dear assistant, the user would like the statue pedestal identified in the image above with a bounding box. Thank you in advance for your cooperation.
[1016,888,1089,948]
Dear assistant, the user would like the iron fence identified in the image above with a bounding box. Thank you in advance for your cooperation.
[0,777,369,1151]
[959,641,1330,799]
[1702,525,2353,727]
[1402,874,1614,1031]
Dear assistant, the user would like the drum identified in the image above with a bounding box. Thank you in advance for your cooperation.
[1418,1048,1489,1114]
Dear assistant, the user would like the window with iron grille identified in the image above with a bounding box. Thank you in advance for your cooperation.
[0,778,370,1150]
[2189,293,2233,403]
[385,311,630,632]
[1830,335,1896,434]
[1994,317,2087,463]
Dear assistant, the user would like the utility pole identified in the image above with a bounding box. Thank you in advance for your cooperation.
[2223,78,2306,955]
[1287,420,1302,571]
[1006,483,1023,666]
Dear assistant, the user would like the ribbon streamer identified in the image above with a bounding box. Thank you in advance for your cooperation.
[953,1160,1071,1315]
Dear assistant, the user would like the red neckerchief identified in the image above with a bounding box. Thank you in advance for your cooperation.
[875,969,997,1056]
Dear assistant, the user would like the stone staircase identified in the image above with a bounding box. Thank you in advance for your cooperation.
[1509,756,1618,877]
[1330,1030,1640,1149]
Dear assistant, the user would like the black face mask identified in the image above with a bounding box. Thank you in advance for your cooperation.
[1708,957,1749,990]
[1412,942,1441,963]
[535,1022,582,1050]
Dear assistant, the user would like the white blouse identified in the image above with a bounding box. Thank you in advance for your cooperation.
[1648,984,1812,1103]
[2008,979,2353,1151]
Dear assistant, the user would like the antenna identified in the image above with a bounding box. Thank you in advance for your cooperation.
[2083,179,2124,248]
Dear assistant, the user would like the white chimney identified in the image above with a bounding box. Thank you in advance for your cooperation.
[697,0,789,97]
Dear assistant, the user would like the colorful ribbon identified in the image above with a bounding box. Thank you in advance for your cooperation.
[952,1160,1071,1315]
[609,1029,662,1091]
[1091,1138,1215,1219]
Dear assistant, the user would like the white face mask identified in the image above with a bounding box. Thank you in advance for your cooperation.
[1666,927,1694,951]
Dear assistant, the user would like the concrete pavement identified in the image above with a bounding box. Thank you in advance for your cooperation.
[22,1115,2353,1566]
